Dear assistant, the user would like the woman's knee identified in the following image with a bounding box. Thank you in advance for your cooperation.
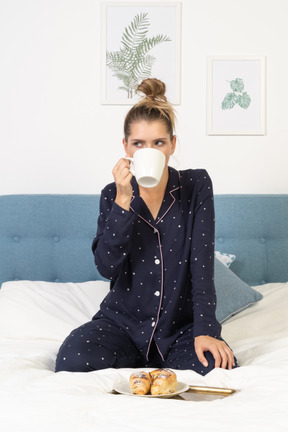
[55,319,140,372]
[55,343,118,372]
[165,348,237,376]
[55,323,117,372]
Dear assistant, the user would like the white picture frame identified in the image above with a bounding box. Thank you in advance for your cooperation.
[207,56,266,135]
[101,2,182,105]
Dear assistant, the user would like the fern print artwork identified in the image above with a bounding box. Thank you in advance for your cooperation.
[106,12,171,99]
[221,78,251,110]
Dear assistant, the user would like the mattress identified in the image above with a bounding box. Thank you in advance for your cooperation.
[0,281,287,431]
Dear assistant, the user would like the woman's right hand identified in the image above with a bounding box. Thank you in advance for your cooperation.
[112,158,133,211]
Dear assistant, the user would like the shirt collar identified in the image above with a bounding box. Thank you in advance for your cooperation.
[130,167,180,224]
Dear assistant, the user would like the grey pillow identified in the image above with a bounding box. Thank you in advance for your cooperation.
[215,258,263,323]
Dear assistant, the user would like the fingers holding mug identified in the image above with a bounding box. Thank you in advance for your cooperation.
[113,158,133,210]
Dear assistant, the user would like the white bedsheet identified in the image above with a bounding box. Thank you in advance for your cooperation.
[0,283,288,432]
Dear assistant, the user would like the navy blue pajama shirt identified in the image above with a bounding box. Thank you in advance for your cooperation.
[55,168,231,375]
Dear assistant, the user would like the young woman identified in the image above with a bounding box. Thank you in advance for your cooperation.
[55,78,236,375]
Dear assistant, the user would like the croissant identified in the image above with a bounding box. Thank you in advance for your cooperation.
[150,369,177,395]
[129,371,152,395]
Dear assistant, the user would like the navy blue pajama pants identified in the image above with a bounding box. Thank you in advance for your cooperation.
[55,318,236,375]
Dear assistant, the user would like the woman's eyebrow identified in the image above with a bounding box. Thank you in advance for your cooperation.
[130,137,167,142]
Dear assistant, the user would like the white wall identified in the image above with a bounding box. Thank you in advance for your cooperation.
[0,0,287,195]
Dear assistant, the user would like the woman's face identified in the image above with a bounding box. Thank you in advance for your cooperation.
[123,120,176,167]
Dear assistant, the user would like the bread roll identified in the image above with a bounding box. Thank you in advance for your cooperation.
[150,369,177,395]
[129,371,152,395]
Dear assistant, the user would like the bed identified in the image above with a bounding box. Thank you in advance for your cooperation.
[0,194,287,431]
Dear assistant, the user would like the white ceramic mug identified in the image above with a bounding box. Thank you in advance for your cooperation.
[126,148,166,188]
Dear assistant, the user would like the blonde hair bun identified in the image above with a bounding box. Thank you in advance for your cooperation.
[136,78,167,103]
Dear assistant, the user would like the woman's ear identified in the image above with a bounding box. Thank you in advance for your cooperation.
[171,135,177,155]
[122,138,128,155]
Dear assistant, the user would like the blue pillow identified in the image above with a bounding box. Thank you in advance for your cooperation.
[215,258,263,323]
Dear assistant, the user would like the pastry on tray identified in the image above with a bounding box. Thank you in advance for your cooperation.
[129,369,177,395]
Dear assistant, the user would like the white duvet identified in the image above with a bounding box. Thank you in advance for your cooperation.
[0,281,287,432]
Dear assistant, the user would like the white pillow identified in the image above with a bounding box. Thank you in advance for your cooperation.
[0,280,110,341]
[215,251,236,268]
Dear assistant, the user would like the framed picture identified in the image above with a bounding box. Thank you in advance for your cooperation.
[101,2,182,105]
[207,56,266,135]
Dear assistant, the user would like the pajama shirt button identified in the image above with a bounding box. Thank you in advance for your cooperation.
[155,259,160,265]
[151,322,155,327]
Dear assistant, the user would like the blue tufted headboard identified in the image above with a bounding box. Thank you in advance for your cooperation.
[0,195,104,286]
[214,195,288,285]
[0,194,288,288]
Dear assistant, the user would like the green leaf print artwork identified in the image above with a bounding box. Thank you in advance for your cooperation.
[221,78,251,110]
[238,92,251,109]
[221,92,238,110]
[230,78,244,93]
[106,12,171,99]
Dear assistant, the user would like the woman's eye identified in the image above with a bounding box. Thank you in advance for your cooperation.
[133,142,143,147]
[155,141,164,146]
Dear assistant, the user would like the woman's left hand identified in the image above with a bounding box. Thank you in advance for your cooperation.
[195,335,235,370]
